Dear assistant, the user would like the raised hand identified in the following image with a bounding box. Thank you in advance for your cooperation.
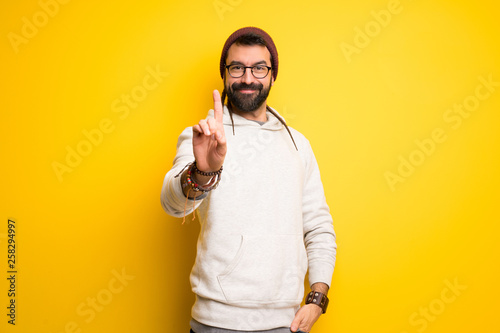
[192,90,227,175]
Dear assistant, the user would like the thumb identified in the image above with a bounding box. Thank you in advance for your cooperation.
[290,313,303,332]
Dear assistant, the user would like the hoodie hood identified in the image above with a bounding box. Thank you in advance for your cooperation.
[206,105,285,131]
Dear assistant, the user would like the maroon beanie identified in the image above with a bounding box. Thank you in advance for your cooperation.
[220,27,278,81]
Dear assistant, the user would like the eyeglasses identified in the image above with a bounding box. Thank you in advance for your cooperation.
[225,64,272,79]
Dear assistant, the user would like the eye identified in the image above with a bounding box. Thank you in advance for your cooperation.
[231,65,243,70]
[254,66,265,71]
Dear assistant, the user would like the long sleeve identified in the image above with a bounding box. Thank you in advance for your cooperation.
[300,140,337,288]
[160,127,203,217]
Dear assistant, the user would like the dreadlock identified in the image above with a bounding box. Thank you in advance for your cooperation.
[221,87,298,151]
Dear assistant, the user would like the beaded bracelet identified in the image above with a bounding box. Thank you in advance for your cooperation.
[192,161,223,177]
[175,161,223,224]
[185,162,222,193]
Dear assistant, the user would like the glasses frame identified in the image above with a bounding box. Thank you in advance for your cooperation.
[225,64,272,79]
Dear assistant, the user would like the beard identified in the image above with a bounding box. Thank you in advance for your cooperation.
[226,81,272,113]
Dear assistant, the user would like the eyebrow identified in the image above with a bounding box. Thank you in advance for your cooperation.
[228,60,269,66]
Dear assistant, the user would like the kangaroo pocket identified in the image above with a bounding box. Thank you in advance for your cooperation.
[217,234,307,306]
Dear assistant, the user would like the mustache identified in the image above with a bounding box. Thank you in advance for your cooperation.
[231,82,263,91]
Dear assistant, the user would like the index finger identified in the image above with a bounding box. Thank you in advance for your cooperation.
[213,89,223,124]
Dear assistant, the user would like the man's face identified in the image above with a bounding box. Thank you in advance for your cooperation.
[224,44,274,113]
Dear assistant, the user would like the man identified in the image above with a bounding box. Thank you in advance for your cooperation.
[161,27,336,333]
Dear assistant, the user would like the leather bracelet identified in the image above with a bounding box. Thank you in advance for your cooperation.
[305,291,329,314]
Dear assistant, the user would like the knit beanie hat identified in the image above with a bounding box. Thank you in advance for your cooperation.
[220,27,278,81]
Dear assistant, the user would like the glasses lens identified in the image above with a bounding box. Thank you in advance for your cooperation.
[228,65,244,78]
[252,65,269,79]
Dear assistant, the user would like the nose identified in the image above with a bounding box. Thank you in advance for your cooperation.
[241,67,254,84]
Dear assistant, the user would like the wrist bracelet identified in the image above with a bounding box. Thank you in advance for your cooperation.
[305,291,329,314]
[192,161,223,177]
[185,162,222,193]
[175,161,223,224]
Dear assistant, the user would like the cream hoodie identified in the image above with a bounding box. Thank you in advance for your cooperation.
[161,106,336,330]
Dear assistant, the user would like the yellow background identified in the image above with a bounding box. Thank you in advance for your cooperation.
[1,0,499,332]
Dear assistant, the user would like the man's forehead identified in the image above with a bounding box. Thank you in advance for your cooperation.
[226,44,271,65]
